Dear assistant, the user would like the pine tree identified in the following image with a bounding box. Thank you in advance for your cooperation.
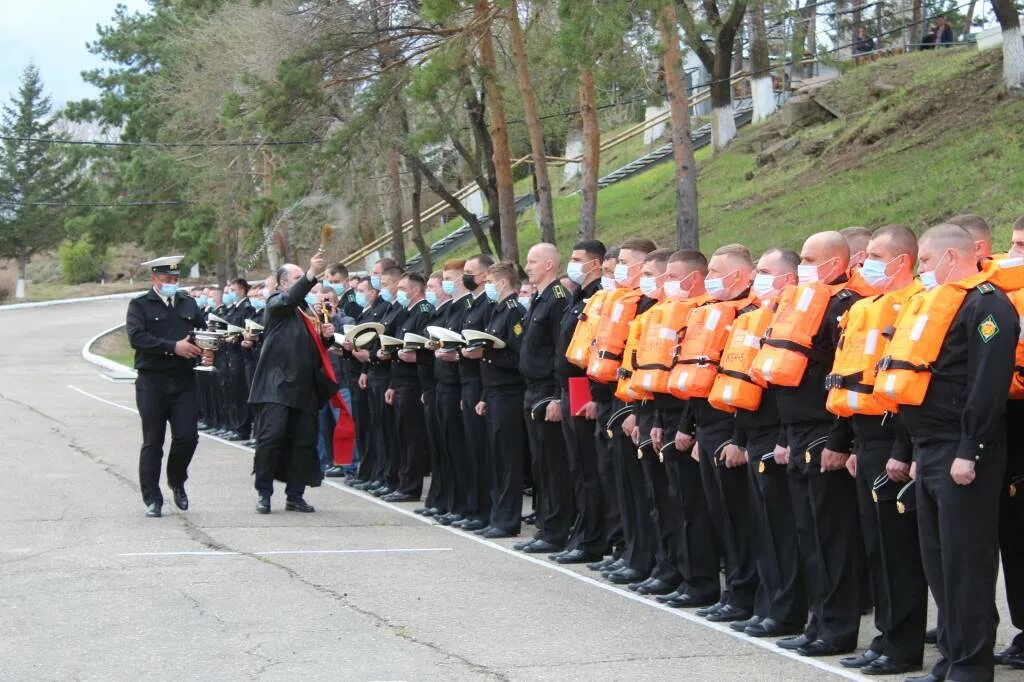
[0,64,77,298]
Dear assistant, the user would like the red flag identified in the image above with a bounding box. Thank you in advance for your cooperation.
[300,313,356,465]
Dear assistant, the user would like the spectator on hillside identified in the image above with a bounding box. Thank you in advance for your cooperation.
[854,26,875,57]
[936,15,954,47]
[921,26,937,50]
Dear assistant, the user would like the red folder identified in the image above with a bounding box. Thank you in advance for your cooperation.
[568,376,593,417]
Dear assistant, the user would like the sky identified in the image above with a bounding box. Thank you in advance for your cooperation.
[0,0,152,110]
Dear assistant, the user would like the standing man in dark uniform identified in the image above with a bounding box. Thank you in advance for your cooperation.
[248,251,336,514]
[464,261,526,539]
[345,278,390,488]
[551,240,607,564]
[416,272,452,515]
[222,278,254,441]
[514,243,572,554]
[367,266,408,497]
[385,272,435,503]
[126,256,206,518]
[900,224,1017,682]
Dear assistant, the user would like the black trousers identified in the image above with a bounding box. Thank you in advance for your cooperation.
[214,352,232,429]
[697,417,758,611]
[252,402,318,498]
[855,436,927,664]
[427,384,461,514]
[636,412,682,585]
[561,394,607,555]
[662,437,721,598]
[136,371,199,506]
[787,421,863,648]
[486,386,525,533]
[367,371,398,487]
[353,379,373,481]
[524,383,574,546]
[746,425,807,626]
[594,400,622,553]
[422,386,449,510]
[612,423,657,575]
[227,348,250,436]
[461,380,491,522]
[916,437,1005,682]
[393,385,429,498]
[1001,415,1024,648]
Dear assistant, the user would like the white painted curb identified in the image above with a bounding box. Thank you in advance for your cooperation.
[82,323,137,378]
[0,290,145,311]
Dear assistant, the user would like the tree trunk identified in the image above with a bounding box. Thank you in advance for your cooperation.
[992,0,1024,90]
[262,149,280,271]
[577,67,600,241]
[16,253,27,299]
[466,88,503,256]
[506,0,556,245]
[386,144,406,267]
[962,0,978,41]
[403,151,492,256]
[659,3,700,250]
[409,165,431,274]
[750,0,776,122]
[711,39,738,151]
[852,0,863,38]
[475,0,519,264]
[910,0,922,49]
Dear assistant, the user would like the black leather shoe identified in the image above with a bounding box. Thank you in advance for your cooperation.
[1008,654,1024,670]
[904,674,942,682]
[437,513,463,526]
[605,568,646,584]
[745,618,803,638]
[224,431,245,441]
[145,502,162,518]
[587,557,615,571]
[598,558,627,573]
[552,549,603,565]
[664,592,720,609]
[695,600,726,617]
[370,486,393,497]
[840,649,881,668]
[635,578,676,595]
[522,539,563,554]
[256,495,271,514]
[480,527,516,539]
[776,634,814,650]
[460,519,488,532]
[324,466,347,478]
[382,492,418,503]
[705,604,752,623]
[797,639,855,657]
[170,486,189,511]
[860,656,922,676]
[513,537,539,551]
[196,421,208,430]
[923,627,937,644]
[655,590,685,604]
[730,615,761,632]
[996,644,1024,665]
[285,498,315,513]
[473,525,494,535]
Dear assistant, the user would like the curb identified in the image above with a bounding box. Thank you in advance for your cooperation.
[0,290,146,311]
[82,323,138,378]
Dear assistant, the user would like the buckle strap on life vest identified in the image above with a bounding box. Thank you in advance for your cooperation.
[676,356,718,367]
[761,337,829,364]
[596,349,623,361]
[824,371,872,392]
[634,362,674,371]
[876,356,930,374]
[719,368,757,384]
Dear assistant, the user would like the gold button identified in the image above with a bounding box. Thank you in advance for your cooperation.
[758,462,765,473]
[805,451,811,464]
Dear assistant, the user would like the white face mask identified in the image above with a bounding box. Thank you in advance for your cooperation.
[566,261,588,285]
[797,263,821,284]
[600,276,617,291]
[753,272,788,299]
[663,280,682,299]
[705,271,735,299]
[638,276,659,296]
[613,263,632,283]
[919,270,938,291]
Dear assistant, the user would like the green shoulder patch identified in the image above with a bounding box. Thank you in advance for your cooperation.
[978,314,1000,343]
[553,284,566,299]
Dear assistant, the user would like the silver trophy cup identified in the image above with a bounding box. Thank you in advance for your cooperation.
[193,329,227,372]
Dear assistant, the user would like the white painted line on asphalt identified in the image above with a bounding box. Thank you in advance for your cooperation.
[0,290,146,311]
[66,384,254,454]
[68,379,858,681]
[322,479,864,682]
[119,548,453,557]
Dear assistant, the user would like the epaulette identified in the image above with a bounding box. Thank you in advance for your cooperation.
[464,298,473,309]
[976,282,996,294]
[553,284,566,299]
[419,302,433,313]
[506,298,518,310]
[836,289,853,300]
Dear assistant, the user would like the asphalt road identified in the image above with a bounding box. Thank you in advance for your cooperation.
[0,298,1017,681]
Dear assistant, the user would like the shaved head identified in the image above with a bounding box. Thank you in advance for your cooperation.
[920,223,975,259]
[800,231,850,284]
[525,242,561,286]
[870,224,917,258]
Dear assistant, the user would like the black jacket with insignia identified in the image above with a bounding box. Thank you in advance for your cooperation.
[366,299,408,377]
[520,280,570,384]
[481,294,525,392]
[126,288,205,373]
[435,294,473,386]
[460,293,493,386]
[391,298,435,389]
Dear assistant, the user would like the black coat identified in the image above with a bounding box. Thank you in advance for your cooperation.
[247,274,337,410]
[126,288,205,373]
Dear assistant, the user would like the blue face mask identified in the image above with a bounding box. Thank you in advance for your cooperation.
[380,288,394,303]
[441,280,457,297]
[484,282,499,302]
[425,291,439,307]
[159,283,179,298]
[325,282,345,295]
[223,291,238,305]
[304,293,317,307]
[861,257,896,288]
[518,295,531,309]
[918,270,938,291]
[250,298,266,310]
[566,261,588,285]
[370,275,382,290]
[355,291,368,308]
[196,295,209,308]
[395,290,410,308]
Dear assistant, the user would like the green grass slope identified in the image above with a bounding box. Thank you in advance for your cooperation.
[453,47,1024,262]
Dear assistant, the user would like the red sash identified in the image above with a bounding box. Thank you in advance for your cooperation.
[300,313,356,465]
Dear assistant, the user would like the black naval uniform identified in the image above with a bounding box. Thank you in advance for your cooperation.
[481,294,526,534]
[426,297,470,516]
[367,297,408,491]
[126,288,205,508]
[556,278,607,558]
[457,292,494,526]
[520,280,573,547]
[224,297,256,439]
[351,297,389,483]
[390,298,435,498]
[1000,399,1024,661]
[900,283,1017,681]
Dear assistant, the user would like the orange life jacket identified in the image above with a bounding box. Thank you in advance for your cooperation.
[668,296,758,399]
[981,256,1024,399]
[708,300,776,413]
[825,281,923,417]
[614,308,655,403]
[565,289,610,370]
[587,289,644,383]
[628,295,709,395]
[1008,287,1024,399]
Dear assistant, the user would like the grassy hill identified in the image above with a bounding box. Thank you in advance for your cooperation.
[453,47,1024,262]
